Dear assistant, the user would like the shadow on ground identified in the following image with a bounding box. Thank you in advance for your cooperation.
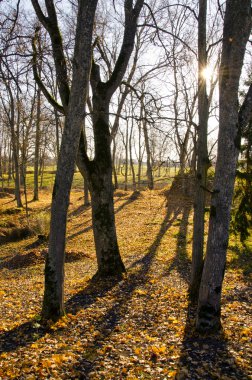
[67,191,141,241]
[176,301,250,379]
[0,184,249,379]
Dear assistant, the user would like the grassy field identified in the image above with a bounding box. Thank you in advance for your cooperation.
[0,184,251,379]
[0,165,178,193]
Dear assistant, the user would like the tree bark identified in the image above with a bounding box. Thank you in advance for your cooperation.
[112,137,119,190]
[77,0,144,277]
[129,119,137,191]
[34,0,99,320]
[141,98,154,190]
[196,0,251,332]
[77,98,126,277]
[33,87,41,201]
[190,0,209,300]
[4,82,23,207]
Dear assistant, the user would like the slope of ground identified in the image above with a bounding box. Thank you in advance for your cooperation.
[0,188,251,379]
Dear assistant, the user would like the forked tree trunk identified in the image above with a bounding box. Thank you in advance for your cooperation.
[196,0,251,332]
[77,0,144,277]
[79,99,126,277]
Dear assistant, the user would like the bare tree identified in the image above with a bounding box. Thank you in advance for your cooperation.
[31,0,98,320]
[196,0,251,332]
[190,0,209,300]
[76,0,144,277]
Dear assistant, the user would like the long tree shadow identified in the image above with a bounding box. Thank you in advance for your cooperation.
[162,197,192,283]
[176,300,250,379]
[0,320,48,354]
[1,186,248,378]
[67,191,141,241]
[0,193,147,355]
[67,191,182,377]
[0,276,117,353]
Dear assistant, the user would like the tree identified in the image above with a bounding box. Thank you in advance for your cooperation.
[196,0,252,332]
[0,0,24,207]
[31,0,98,320]
[76,0,144,277]
[190,0,209,300]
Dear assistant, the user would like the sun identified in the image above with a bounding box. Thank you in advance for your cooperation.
[201,66,212,80]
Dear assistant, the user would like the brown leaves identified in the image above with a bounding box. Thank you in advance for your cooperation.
[0,189,251,379]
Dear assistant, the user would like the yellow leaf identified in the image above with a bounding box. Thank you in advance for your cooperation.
[167,370,176,378]
[158,345,166,353]
[135,289,147,296]
[31,343,39,349]
[241,327,251,336]
[134,347,141,355]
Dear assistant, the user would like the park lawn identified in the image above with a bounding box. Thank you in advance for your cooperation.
[1,164,176,192]
[0,187,251,379]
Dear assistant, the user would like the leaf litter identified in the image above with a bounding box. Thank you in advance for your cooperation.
[0,189,251,379]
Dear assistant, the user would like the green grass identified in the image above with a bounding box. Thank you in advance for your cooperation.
[1,165,177,191]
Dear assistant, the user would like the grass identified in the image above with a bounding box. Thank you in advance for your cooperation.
[0,165,178,192]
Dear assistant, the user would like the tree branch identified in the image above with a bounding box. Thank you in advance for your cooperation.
[32,30,65,114]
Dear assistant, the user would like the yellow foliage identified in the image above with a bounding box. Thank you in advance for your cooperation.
[134,347,141,355]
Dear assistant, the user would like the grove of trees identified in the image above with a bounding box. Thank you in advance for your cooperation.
[0,0,251,334]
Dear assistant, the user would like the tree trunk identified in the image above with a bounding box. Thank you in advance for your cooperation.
[141,97,153,190]
[112,138,118,190]
[90,170,125,276]
[55,109,60,160]
[34,88,41,201]
[86,99,126,277]
[124,120,129,191]
[39,0,98,320]
[129,120,136,191]
[190,0,209,300]
[196,0,251,332]
[8,90,22,207]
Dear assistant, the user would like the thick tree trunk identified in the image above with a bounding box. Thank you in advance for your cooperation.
[190,0,209,300]
[88,99,126,277]
[90,170,125,276]
[196,0,251,332]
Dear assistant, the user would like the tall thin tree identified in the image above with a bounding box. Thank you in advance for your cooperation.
[196,0,251,332]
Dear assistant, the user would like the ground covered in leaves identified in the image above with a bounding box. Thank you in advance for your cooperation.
[0,187,251,379]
